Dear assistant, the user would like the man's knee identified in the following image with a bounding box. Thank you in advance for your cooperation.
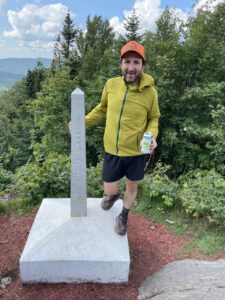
[104,181,120,195]
[126,179,138,194]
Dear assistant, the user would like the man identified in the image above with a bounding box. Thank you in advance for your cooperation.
[70,40,160,235]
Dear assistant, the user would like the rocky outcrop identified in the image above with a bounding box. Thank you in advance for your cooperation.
[138,259,225,300]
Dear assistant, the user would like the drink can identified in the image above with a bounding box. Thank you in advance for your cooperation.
[141,132,152,154]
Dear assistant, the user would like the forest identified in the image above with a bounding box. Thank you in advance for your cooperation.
[0,2,224,228]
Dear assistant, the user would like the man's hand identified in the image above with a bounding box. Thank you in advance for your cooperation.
[68,121,72,135]
[140,136,157,153]
[151,138,157,151]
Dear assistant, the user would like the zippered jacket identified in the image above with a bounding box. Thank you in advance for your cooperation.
[85,72,160,156]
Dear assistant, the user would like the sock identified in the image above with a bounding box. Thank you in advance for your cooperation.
[119,207,130,223]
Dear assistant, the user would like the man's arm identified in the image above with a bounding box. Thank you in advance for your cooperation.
[140,87,160,153]
[146,87,160,139]
[68,82,108,134]
[85,83,108,128]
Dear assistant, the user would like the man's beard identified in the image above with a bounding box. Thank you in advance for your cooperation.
[123,73,140,84]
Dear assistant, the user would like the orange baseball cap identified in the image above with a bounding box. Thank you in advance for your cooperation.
[120,40,145,60]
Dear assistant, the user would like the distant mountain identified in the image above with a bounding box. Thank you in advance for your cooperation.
[0,58,52,75]
[0,70,23,78]
[0,57,52,91]
[0,70,24,93]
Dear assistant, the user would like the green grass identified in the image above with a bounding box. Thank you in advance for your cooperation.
[133,202,225,257]
[176,221,225,257]
[195,234,225,255]
[176,233,225,257]
[0,198,35,215]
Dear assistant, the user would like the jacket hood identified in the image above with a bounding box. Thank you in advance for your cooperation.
[139,72,155,91]
[121,72,155,91]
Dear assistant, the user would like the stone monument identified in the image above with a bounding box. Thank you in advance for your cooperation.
[19,88,130,283]
[70,88,87,217]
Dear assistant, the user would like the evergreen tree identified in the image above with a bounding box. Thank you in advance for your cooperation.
[123,8,144,42]
[77,15,115,82]
[25,70,36,99]
[145,4,225,176]
[0,80,34,170]
[61,12,78,60]
[32,67,74,157]
[156,8,179,40]
[184,2,225,85]
[52,12,78,67]
[52,34,62,69]
[25,61,46,99]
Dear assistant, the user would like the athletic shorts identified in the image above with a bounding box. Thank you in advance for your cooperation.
[102,152,147,182]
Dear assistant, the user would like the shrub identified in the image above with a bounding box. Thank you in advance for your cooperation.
[138,162,180,212]
[15,154,106,205]
[0,201,7,214]
[179,169,225,226]
[15,153,70,204]
[0,164,14,191]
[87,160,104,197]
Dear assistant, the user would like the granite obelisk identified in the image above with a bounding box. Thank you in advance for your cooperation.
[71,88,87,217]
[19,88,130,283]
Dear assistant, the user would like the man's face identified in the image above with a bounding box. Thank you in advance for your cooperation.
[120,51,144,84]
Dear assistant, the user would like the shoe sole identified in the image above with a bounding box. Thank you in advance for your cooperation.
[101,195,121,210]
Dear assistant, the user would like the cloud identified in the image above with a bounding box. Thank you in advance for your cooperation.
[109,0,193,36]
[3,3,70,41]
[0,37,4,46]
[132,0,163,33]
[0,38,54,58]
[0,0,5,15]
[110,0,163,35]
[194,0,224,12]
[19,39,54,55]
[109,16,126,36]
[168,7,189,25]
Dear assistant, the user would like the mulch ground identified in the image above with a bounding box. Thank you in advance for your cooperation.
[0,210,224,300]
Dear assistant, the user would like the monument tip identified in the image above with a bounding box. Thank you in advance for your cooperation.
[72,87,84,95]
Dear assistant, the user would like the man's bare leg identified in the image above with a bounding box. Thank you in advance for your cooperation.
[115,179,138,235]
[123,179,138,209]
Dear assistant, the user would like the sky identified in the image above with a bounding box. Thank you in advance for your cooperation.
[0,0,223,58]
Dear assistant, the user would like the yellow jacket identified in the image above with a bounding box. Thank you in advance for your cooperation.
[85,72,160,156]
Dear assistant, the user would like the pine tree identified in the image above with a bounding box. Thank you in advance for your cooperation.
[156,8,179,40]
[25,61,46,99]
[53,12,78,64]
[25,69,36,99]
[61,12,78,60]
[124,8,144,42]
[77,15,115,81]
[52,34,62,69]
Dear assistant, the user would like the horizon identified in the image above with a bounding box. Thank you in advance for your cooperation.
[0,57,52,60]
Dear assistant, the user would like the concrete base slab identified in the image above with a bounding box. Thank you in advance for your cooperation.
[20,198,130,284]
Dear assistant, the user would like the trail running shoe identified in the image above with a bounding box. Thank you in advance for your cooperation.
[101,192,121,210]
[114,215,127,235]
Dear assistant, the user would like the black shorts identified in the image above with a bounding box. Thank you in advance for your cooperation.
[102,152,147,182]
